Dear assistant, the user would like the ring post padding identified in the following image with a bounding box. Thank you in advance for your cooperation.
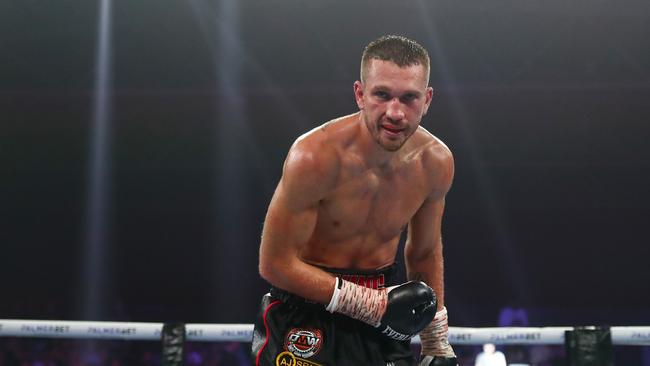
[565,326,614,366]
[162,323,185,366]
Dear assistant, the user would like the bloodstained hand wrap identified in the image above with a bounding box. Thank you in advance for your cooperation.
[420,307,456,358]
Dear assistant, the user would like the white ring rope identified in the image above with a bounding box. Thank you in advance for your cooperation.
[1,320,649,346]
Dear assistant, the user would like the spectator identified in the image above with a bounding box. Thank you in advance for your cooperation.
[475,343,507,366]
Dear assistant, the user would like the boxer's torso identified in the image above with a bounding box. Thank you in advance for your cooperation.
[298,113,448,269]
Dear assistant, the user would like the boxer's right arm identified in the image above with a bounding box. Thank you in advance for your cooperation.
[258,138,339,304]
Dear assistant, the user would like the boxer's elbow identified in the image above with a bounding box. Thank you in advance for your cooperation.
[258,254,290,288]
[259,236,303,290]
[405,238,440,264]
[258,256,275,284]
[405,245,434,267]
[259,238,280,285]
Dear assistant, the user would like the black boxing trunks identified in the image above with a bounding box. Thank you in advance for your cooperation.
[251,265,414,366]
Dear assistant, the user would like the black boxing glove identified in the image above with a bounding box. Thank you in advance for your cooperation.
[376,281,437,340]
[326,279,436,340]
[419,355,459,366]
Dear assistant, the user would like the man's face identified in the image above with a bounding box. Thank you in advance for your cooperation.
[483,343,496,354]
[354,59,433,152]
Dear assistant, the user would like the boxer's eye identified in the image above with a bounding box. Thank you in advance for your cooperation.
[374,91,390,100]
[401,94,417,103]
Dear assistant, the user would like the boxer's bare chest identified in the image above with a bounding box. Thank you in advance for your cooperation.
[315,157,429,244]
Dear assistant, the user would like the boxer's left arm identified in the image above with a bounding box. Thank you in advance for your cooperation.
[405,143,458,365]
[405,143,453,313]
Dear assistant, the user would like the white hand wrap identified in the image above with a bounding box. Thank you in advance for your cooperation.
[325,277,387,326]
[419,307,456,358]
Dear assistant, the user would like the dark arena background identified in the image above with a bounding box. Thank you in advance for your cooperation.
[1,0,649,365]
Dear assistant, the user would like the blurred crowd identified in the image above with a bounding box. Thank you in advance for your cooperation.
[0,338,249,366]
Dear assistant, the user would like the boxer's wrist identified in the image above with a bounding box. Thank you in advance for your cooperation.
[420,307,456,358]
[325,277,342,312]
[325,278,387,326]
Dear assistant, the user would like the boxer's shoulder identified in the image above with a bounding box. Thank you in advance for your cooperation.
[407,127,454,197]
[286,114,360,173]
[402,128,452,174]
[283,124,342,193]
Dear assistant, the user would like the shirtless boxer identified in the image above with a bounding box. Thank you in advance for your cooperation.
[252,35,458,366]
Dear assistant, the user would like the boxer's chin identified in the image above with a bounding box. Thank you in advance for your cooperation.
[376,128,409,151]
[378,138,403,152]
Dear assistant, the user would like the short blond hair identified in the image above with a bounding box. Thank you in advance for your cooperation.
[360,35,430,83]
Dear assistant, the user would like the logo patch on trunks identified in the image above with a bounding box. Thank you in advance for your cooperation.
[284,328,323,359]
[276,352,296,366]
[275,351,322,366]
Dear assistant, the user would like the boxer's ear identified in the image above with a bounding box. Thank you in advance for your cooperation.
[354,81,365,110]
[422,87,434,115]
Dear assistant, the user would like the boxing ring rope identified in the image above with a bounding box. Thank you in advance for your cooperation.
[2,319,650,346]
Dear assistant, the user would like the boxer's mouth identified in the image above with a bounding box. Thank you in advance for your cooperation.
[381,125,404,136]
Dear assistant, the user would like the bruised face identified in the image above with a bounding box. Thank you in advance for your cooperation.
[354,59,433,152]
